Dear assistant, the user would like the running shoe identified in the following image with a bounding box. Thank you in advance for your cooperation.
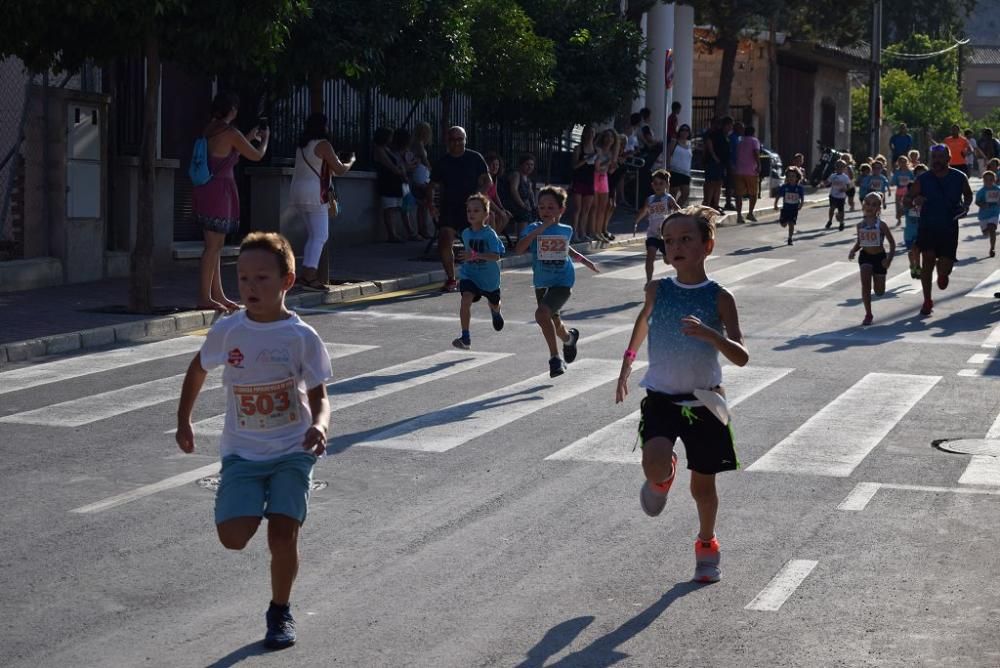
[825,220,832,229]
[991,250,996,258]
[736,215,745,225]
[787,238,793,246]
[442,279,459,293]
[607,233,616,240]
[838,222,845,231]
[639,452,678,517]
[563,328,580,364]
[452,337,471,350]
[920,298,933,316]
[492,310,505,332]
[264,603,297,649]
[746,213,757,222]
[694,536,722,583]
[910,266,921,279]
[862,313,873,326]
[549,357,567,378]
[937,273,949,290]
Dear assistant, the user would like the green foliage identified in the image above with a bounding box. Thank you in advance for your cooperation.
[882,0,977,42]
[972,109,1000,134]
[883,34,959,81]
[882,66,967,135]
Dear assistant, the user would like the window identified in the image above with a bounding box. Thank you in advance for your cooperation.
[976,81,1000,98]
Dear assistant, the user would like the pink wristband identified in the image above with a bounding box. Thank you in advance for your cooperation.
[623,349,637,361]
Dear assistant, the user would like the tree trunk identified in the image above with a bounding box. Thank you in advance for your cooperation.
[714,33,739,118]
[309,74,324,114]
[129,31,159,314]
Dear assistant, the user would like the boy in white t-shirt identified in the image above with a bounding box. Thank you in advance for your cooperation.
[176,232,332,650]
[824,160,851,230]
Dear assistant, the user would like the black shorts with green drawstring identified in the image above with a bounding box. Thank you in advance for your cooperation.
[639,389,738,475]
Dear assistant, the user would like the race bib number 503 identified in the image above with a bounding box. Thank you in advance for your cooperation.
[234,378,300,431]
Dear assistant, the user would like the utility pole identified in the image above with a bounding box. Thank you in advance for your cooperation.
[868,0,882,158]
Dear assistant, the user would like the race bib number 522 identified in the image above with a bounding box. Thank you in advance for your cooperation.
[537,235,569,262]
[234,378,300,431]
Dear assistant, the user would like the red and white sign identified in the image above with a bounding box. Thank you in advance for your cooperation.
[664,48,674,90]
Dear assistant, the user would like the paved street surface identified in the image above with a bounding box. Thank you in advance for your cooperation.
[3,198,1000,667]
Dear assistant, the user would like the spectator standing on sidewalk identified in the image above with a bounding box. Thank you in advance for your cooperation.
[507,153,538,238]
[667,124,693,206]
[392,127,422,241]
[724,120,743,210]
[193,91,269,312]
[667,101,682,143]
[964,129,980,176]
[733,125,761,224]
[483,151,512,236]
[702,117,731,214]
[288,113,355,291]
[979,128,1000,165]
[373,127,417,242]
[570,125,597,242]
[889,123,913,167]
[427,126,490,292]
[409,122,435,239]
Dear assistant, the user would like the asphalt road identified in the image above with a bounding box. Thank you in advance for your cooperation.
[2,197,1000,668]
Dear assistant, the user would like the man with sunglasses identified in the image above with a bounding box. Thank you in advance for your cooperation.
[903,143,973,315]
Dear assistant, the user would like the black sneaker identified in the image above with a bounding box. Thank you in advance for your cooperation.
[549,357,567,377]
[491,310,504,332]
[563,328,580,363]
[264,603,296,650]
[825,220,832,229]
[838,222,845,231]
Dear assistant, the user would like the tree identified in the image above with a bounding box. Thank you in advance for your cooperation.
[884,34,960,80]
[0,0,307,313]
[883,0,977,42]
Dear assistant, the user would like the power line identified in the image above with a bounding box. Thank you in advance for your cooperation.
[883,38,970,60]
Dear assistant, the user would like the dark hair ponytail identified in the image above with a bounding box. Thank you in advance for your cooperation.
[210,91,240,120]
[298,113,330,148]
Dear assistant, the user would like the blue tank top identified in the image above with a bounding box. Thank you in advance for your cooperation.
[640,277,723,395]
[917,169,967,228]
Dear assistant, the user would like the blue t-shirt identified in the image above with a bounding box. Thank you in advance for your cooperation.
[861,174,889,194]
[976,184,1000,223]
[459,226,505,292]
[777,183,805,208]
[522,221,576,288]
[891,170,913,190]
[916,168,968,228]
[889,133,913,159]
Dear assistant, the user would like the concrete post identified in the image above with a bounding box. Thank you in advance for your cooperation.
[672,4,695,131]
[633,13,648,113]
[645,2,675,144]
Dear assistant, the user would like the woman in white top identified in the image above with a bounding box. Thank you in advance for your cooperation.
[409,122,434,238]
[289,113,355,291]
[666,124,694,206]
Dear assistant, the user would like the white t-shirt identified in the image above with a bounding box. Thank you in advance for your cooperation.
[828,173,851,199]
[645,193,677,238]
[199,311,333,461]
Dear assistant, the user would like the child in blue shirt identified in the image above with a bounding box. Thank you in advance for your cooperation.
[890,156,914,227]
[904,164,927,277]
[453,193,506,349]
[862,161,890,210]
[773,167,805,245]
[515,185,600,377]
[975,170,1000,258]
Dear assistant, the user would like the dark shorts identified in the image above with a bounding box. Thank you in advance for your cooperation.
[829,196,846,213]
[438,207,469,232]
[916,223,959,260]
[779,206,799,225]
[197,214,240,236]
[639,390,738,475]
[572,178,595,197]
[459,279,501,305]
[704,163,725,183]
[670,171,691,187]
[858,249,888,275]
[846,187,856,197]
[645,237,665,254]
[534,286,572,317]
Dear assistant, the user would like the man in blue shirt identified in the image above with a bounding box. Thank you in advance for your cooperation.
[889,124,913,167]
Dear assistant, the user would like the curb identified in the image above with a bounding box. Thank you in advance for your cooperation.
[0,235,648,367]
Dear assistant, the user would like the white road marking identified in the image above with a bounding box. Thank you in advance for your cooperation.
[0,336,203,396]
[884,270,921,295]
[837,482,883,510]
[777,261,856,289]
[966,269,1000,299]
[747,373,940,477]
[187,351,511,435]
[70,462,221,514]
[356,358,625,452]
[958,369,981,377]
[710,258,795,285]
[966,353,992,365]
[323,343,381,359]
[545,365,793,463]
[981,324,1000,349]
[958,411,1000,486]
[745,559,819,612]
[838,481,1000,511]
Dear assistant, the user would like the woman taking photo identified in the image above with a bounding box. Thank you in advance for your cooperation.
[288,112,356,291]
[192,91,268,312]
[667,123,693,206]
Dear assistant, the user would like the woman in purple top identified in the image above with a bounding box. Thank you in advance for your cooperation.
[192,92,269,312]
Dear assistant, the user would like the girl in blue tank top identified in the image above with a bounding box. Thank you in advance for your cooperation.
[615,205,749,583]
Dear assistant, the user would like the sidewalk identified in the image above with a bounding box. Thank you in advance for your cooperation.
[0,192,826,365]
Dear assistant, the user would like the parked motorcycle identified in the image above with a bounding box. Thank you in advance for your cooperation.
[809,141,843,186]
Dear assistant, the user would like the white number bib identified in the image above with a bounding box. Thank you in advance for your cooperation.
[783,193,800,205]
[909,208,921,219]
[537,235,569,262]
[234,378,300,431]
[898,176,910,186]
[859,227,881,247]
[987,190,1000,204]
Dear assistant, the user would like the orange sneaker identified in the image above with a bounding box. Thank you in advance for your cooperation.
[639,452,678,517]
[694,535,721,583]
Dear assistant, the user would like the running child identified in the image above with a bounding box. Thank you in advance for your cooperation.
[890,156,914,226]
[842,153,857,211]
[634,169,679,282]
[904,164,928,277]
[515,185,600,377]
[848,193,896,326]
[175,232,333,650]
[857,162,872,202]
[453,193,506,349]
[825,160,851,230]
[615,205,748,583]
[864,160,890,210]
[907,149,920,168]
[975,170,1000,258]
[774,166,805,245]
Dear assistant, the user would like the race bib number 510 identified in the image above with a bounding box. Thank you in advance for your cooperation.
[234,378,300,431]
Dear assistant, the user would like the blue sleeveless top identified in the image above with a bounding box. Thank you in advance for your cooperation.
[640,277,723,395]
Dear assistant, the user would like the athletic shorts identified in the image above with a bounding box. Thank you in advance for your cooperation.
[438,207,470,232]
[670,172,691,187]
[858,250,888,275]
[215,452,316,525]
[829,196,846,213]
[704,163,725,183]
[916,223,959,260]
[572,177,595,197]
[639,390,738,475]
[734,174,758,197]
[645,237,665,254]
[534,286,572,317]
[459,278,501,305]
[779,206,799,226]
[904,221,919,247]
[846,187,856,198]
[980,220,998,234]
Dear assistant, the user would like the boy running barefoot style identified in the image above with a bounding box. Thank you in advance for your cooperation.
[453,194,506,349]
[515,185,600,377]
[891,156,914,226]
[175,232,333,650]
[825,160,851,230]
[975,171,1000,258]
[774,167,805,245]
[634,169,679,283]
[848,193,896,326]
[904,164,928,277]
[615,205,749,583]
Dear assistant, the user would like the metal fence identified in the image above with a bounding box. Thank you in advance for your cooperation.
[690,96,754,137]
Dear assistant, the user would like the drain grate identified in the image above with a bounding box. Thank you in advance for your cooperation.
[932,438,1000,456]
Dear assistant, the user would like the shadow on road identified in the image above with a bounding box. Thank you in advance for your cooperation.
[515,580,703,668]
[566,301,643,320]
[203,640,272,667]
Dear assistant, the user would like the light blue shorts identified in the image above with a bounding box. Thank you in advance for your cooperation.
[214,452,316,526]
[904,220,919,247]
